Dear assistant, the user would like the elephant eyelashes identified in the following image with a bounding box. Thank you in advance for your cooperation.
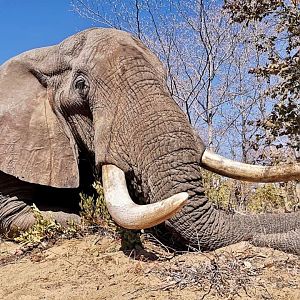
[74,75,89,98]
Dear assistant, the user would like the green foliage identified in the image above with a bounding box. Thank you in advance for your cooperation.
[201,170,232,209]
[224,0,300,150]
[14,204,78,245]
[14,182,142,250]
[201,170,295,213]
[248,184,284,212]
[79,182,111,226]
[15,182,112,246]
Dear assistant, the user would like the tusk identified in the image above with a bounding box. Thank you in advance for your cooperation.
[201,149,300,183]
[102,164,188,229]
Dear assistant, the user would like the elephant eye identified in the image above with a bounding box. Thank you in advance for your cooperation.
[74,75,89,98]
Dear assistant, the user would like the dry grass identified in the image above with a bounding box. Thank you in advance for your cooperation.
[149,247,299,299]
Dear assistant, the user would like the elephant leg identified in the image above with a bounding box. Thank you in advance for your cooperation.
[0,172,80,236]
[0,200,82,236]
[0,195,81,236]
[0,196,36,234]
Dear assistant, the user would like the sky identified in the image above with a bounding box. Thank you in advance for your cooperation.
[0,1,95,64]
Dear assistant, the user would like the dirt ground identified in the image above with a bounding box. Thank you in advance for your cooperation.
[0,232,299,300]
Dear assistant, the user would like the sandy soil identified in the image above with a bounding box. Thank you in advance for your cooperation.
[0,233,299,300]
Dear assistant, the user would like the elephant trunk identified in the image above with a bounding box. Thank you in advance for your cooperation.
[166,191,300,253]
[116,96,299,253]
[139,137,300,252]
[94,51,300,254]
[134,119,300,252]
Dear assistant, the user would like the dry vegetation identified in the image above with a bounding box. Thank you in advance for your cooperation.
[201,170,300,213]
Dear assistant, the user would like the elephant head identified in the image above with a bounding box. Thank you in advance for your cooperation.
[0,28,299,254]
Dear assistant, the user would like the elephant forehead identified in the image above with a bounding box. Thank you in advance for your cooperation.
[58,28,134,57]
[58,28,163,68]
[14,28,166,82]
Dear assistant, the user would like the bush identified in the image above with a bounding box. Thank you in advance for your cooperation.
[201,170,293,213]
[79,181,112,226]
[248,184,284,213]
[201,170,233,210]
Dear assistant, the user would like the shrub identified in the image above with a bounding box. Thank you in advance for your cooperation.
[248,184,284,213]
[79,181,111,226]
[201,170,233,210]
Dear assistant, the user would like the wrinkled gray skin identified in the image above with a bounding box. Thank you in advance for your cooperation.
[0,28,299,254]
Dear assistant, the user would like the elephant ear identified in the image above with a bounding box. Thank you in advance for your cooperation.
[0,56,79,188]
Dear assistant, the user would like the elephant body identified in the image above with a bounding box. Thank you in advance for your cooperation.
[0,28,299,254]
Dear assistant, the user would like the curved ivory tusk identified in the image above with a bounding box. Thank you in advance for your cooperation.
[102,164,188,229]
[201,150,300,182]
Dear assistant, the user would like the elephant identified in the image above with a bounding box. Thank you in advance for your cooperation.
[0,28,300,254]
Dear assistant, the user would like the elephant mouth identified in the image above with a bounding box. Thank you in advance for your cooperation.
[101,164,188,229]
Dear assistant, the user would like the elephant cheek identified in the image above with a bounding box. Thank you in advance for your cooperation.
[94,113,130,172]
